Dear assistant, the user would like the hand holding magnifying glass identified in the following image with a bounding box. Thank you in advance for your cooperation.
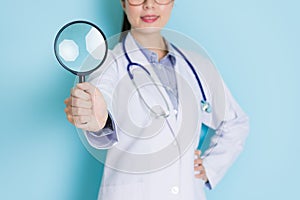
[54,21,109,131]
[63,82,109,132]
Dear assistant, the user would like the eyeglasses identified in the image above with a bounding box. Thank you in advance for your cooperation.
[127,0,174,6]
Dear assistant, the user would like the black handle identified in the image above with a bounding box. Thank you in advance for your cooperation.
[79,75,85,83]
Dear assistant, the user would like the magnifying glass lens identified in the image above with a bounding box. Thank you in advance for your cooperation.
[54,21,108,82]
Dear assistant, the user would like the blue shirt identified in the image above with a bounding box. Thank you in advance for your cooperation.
[137,39,178,110]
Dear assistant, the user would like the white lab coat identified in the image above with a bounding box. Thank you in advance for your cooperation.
[85,33,249,200]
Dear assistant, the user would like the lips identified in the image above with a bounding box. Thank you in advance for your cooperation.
[141,15,159,23]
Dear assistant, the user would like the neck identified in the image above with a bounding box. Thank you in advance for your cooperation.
[130,29,168,60]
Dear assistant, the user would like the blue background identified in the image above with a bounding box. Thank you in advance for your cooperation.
[0,0,299,199]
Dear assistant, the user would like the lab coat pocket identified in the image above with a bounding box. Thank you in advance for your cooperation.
[99,182,145,200]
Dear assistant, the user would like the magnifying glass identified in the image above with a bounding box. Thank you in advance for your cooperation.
[54,20,108,83]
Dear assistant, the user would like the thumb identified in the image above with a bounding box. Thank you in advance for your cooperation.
[76,82,98,95]
[195,149,202,156]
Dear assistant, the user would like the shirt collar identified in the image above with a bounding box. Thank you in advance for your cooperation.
[128,32,176,66]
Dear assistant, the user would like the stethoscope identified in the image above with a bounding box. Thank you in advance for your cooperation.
[122,35,212,116]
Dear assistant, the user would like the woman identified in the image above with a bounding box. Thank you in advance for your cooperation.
[64,0,249,199]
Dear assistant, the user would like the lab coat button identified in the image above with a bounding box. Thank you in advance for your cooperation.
[174,109,178,115]
[171,186,179,194]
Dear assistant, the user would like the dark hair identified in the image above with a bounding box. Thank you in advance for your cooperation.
[120,12,131,41]
[122,12,131,32]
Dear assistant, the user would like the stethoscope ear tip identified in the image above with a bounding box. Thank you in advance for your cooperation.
[201,100,212,113]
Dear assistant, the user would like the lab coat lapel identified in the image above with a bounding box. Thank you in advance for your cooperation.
[172,49,203,149]
[173,48,225,129]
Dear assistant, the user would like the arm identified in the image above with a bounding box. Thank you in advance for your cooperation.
[201,82,250,189]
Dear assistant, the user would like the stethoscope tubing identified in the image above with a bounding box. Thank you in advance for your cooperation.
[170,44,207,102]
[122,34,211,113]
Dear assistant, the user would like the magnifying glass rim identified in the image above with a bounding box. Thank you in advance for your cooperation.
[54,20,108,76]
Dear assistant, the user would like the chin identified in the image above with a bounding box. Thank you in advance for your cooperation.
[132,26,163,35]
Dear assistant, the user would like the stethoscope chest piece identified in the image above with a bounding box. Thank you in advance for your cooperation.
[201,100,211,113]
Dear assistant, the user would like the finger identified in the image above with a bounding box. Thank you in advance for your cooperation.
[194,165,205,171]
[76,82,97,95]
[75,122,98,132]
[194,150,201,156]
[65,99,74,115]
[66,113,74,124]
[70,98,92,109]
[73,115,91,125]
[71,87,90,100]
[64,106,74,118]
[77,83,104,102]
[195,170,208,182]
[64,97,71,106]
[65,105,73,116]
[194,159,203,165]
[64,107,70,114]
[71,107,92,116]
[75,123,89,131]
[194,173,206,179]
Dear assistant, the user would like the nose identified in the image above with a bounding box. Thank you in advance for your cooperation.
[143,0,156,9]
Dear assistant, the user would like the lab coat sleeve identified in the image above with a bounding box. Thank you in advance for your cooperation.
[83,51,120,149]
[202,82,250,189]
[85,112,118,149]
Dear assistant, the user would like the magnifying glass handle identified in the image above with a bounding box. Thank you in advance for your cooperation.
[79,75,85,83]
